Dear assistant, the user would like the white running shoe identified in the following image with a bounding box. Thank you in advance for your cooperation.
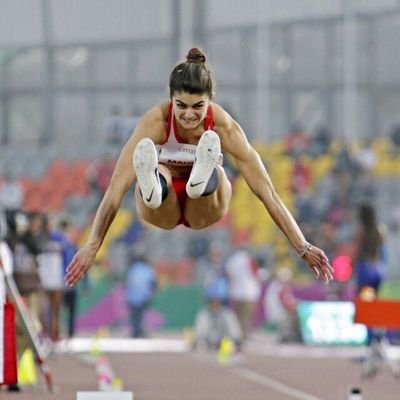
[133,138,162,209]
[186,130,221,199]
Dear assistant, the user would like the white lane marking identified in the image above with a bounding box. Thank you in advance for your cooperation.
[77,392,133,400]
[232,367,322,400]
[246,341,400,360]
[56,338,189,353]
[188,352,322,400]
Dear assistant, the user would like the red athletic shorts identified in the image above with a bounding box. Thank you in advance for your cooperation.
[172,177,190,227]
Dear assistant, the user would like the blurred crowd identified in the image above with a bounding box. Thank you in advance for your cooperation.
[0,210,88,385]
[189,122,396,350]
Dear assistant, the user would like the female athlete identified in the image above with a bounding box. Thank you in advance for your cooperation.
[66,48,333,286]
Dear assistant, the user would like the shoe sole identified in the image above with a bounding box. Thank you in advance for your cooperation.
[186,130,221,199]
[133,138,162,208]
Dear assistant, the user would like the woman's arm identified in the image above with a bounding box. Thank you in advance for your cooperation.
[65,105,167,286]
[215,107,333,282]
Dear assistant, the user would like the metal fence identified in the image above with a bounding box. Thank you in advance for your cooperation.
[1,1,400,147]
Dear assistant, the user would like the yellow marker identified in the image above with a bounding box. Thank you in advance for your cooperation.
[217,337,235,365]
[183,328,194,346]
[18,348,37,385]
[91,337,101,357]
[112,377,124,390]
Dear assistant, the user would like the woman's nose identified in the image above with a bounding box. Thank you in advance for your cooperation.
[184,108,195,117]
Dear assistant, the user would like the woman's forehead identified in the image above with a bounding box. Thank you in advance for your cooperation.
[173,92,209,105]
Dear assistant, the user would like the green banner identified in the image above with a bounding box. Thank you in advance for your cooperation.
[297,301,367,346]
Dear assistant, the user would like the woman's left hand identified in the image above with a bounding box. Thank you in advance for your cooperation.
[302,244,334,284]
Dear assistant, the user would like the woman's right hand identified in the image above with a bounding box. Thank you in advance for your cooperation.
[65,244,97,286]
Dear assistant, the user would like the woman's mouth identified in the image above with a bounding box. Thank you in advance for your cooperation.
[182,117,197,126]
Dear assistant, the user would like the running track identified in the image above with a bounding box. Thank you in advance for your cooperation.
[1,333,398,399]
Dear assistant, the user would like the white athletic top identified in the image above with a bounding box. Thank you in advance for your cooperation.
[156,136,197,167]
[156,102,221,167]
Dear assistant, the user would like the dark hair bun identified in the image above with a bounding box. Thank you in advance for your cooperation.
[186,48,206,63]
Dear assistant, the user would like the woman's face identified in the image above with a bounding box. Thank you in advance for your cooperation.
[172,92,210,130]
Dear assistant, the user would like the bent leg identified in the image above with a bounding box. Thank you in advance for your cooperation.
[135,164,182,229]
[184,166,232,229]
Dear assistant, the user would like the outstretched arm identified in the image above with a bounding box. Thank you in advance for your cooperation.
[217,112,333,283]
[65,105,166,286]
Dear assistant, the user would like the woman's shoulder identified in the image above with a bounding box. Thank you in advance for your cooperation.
[143,100,170,123]
[129,101,169,143]
[210,102,234,132]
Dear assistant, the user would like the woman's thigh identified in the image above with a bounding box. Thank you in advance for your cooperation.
[184,166,232,229]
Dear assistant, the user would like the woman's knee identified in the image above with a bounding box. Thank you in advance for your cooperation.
[186,203,229,229]
[136,210,180,230]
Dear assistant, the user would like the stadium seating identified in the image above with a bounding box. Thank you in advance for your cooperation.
[2,136,400,284]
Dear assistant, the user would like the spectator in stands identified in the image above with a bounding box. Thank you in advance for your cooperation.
[290,154,312,195]
[349,171,376,209]
[66,47,333,288]
[355,139,377,173]
[313,166,339,218]
[309,125,331,157]
[295,187,316,225]
[124,251,157,338]
[284,123,310,157]
[335,145,358,175]
[85,152,116,205]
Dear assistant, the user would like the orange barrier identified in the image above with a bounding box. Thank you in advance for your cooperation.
[354,297,400,380]
[354,298,400,330]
